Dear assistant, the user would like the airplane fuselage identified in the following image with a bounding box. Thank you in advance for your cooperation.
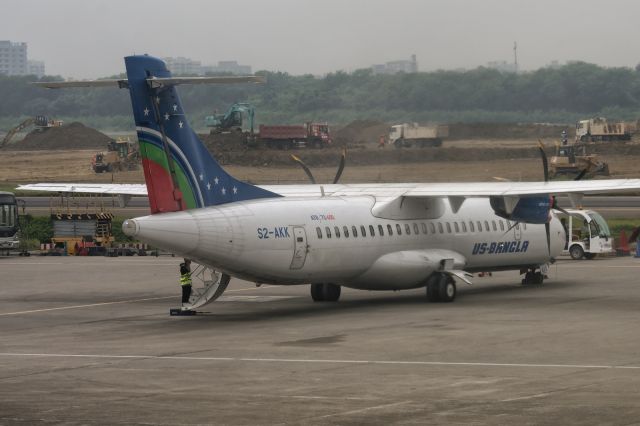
[124,196,565,291]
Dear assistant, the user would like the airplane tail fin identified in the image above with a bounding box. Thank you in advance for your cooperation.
[124,55,279,214]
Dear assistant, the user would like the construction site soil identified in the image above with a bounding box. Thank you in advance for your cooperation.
[4,122,113,151]
[2,120,640,185]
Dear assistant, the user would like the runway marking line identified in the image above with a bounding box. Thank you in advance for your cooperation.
[0,286,268,316]
[0,352,639,371]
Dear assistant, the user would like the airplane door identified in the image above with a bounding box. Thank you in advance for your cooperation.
[513,222,522,241]
[290,226,308,270]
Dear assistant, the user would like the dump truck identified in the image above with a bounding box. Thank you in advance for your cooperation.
[257,123,332,149]
[92,138,140,173]
[388,123,449,148]
[575,117,632,142]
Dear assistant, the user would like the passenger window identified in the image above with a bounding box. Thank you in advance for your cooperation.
[352,225,358,237]
[413,223,419,234]
[477,221,482,232]
[484,221,489,231]
[360,225,366,237]
[387,224,393,236]
[343,226,349,238]
[523,223,527,230]
[334,226,340,238]
[446,222,452,233]
[429,223,436,233]
[316,227,322,239]
[438,223,444,233]
[396,224,402,235]
[421,223,427,234]
[469,221,475,232]
[405,224,411,235]
[461,222,467,232]
[492,221,497,231]
[325,226,332,238]
[369,225,375,236]
[454,222,459,233]
[499,220,504,231]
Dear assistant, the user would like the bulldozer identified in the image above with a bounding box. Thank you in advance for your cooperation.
[549,141,609,178]
[91,138,140,173]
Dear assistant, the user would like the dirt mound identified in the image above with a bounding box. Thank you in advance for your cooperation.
[6,122,113,151]
[448,122,573,140]
[333,120,389,145]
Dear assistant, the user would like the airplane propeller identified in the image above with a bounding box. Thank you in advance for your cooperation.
[291,147,347,185]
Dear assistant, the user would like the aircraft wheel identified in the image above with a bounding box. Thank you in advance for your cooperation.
[311,283,341,302]
[425,274,440,302]
[310,283,324,301]
[438,275,456,303]
[569,244,584,260]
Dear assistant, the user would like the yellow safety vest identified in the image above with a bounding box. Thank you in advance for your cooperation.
[180,273,192,286]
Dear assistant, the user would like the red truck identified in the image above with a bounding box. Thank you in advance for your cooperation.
[258,122,332,149]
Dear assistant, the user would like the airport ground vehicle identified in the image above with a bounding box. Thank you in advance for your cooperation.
[91,138,140,173]
[389,123,448,148]
[549,142,609,178]
[205,102,255,134]
[556,209,613,260]
[0,192,19,252]
[258,123,332,149]
[575,117,632,142]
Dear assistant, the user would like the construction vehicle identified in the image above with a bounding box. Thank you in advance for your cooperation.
[91,138,140,173]
[556,209,613,260]
[549,142,609,178]
[389,123,449,148]
[575,117,632,142]
[1,115,63,148]
[205,103,255,134]
[258,123,332,149]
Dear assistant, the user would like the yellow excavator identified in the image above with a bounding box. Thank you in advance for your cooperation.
[0,115,63,149]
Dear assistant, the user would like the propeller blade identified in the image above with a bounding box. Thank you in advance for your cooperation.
[333,147,347,184]
[544,222,551,257]
[550,196,571,215]
[290,154,316,184]
[574,168,588,181]
[537,140,549,182]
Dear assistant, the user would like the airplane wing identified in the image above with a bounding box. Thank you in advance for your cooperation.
[16,183,148,195]
[17,179,640,198]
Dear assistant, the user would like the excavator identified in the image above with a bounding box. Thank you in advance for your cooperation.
[204,102,255,134]
[0,115,63,149]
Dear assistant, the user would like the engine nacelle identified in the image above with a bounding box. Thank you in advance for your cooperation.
[490,196,551,224]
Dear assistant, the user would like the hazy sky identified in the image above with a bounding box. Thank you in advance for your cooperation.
[3,0,640,78]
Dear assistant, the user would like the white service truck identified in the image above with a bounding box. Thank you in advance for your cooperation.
[389,123,448,148]
[575,117,632,142]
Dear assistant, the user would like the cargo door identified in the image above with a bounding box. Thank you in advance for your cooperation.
[290,226,308,270]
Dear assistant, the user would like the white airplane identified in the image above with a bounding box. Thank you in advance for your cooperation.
[21,55,640,310]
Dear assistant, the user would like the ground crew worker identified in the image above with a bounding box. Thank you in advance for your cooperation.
[378,134,386,148]
[180,259,192,306]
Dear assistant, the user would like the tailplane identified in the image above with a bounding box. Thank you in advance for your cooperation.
[124,55,279,213]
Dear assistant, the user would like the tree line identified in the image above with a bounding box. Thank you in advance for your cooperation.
[2,61,640,130]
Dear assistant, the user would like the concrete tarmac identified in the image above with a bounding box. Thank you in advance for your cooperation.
[1,256,640,425]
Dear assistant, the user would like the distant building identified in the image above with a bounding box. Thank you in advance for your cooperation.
[371,55,418,75]
[546,60,562,69]
[163,57,203,76]
[27,60,45,78]
[207,60,252,75]
[0,40,28,76]
[164,56,252,76]
[486,60,517,73]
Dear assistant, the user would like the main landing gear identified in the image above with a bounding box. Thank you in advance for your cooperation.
[310,283,341,302]
[521,268,545,285]
[425,272,456,303]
